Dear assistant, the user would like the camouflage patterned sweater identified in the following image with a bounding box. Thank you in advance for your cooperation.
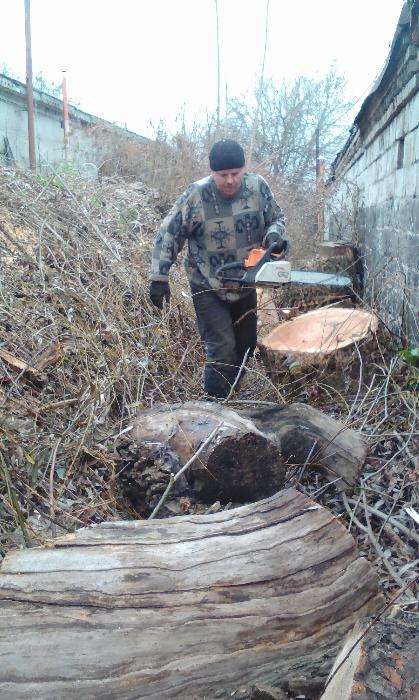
[150,172,285,301]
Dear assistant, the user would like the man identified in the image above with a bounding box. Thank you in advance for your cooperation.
[149,139,285,398]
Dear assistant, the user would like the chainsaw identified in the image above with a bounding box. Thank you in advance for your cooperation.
[215,241,352,290]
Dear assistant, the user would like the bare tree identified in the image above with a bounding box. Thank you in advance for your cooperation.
[226,68,355,183]
[247,0,270,168]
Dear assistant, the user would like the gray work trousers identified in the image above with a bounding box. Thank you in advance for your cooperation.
[191,284,258,398]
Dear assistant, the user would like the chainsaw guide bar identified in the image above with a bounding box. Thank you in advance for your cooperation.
[216,242,352,290]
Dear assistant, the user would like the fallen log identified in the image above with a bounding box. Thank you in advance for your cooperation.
[320,614,418,699]
[127,401,285,506]
[121,401,366,514]
[0,489,382,699]
[243,403,369,492]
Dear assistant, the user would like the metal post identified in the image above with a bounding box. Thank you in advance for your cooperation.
[24,0,36,170]
[316,159,326,237]
[315,126,320,178]
[214,0,221,129]
[62,71,70,161]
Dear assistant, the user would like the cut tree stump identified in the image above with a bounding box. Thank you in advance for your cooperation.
[318,241,355,259]
[260,307,378,369]
[242,403,369,493]
[320,614,419,699]
[257,287,280,334]
[0,489,382,699]
[129,401,285,504]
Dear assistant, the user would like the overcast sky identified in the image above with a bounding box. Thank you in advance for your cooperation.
[1,0,404,137]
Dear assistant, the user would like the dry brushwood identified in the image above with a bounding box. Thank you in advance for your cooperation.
[0,488,382,699]
[0,166,204,554]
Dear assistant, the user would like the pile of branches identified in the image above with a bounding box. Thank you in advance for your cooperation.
[0,166,417,609]
[0,166,206,553]
[278,348,418,603]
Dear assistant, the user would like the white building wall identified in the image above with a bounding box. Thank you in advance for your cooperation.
[0,75,145,171]
[327,74,418,340]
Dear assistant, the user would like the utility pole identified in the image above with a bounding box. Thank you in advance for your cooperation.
[24,0,36,170]
[62,71,70,161]
[315,125,325,237]
[247,0,270,168]
[315,125,320,177]
[214,0,221,129]
[316,159,326,237]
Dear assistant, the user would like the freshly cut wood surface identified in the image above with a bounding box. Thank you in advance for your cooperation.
[243,403,368,492]
[260,307,378,365]
[0,489,381,699]
[132,401,285,502]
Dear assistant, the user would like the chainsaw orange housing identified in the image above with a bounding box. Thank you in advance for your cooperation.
[244,248,265,268]
[244,248,282,268]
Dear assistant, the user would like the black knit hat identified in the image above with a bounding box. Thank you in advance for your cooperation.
[209,139,245,171]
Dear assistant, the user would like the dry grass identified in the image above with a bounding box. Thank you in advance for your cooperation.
[0,165,204,551]
[84,123,324,262]
[0,164,417,608]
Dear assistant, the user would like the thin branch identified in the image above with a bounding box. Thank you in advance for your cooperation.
[148,424,220,520]
[346,496,419,546]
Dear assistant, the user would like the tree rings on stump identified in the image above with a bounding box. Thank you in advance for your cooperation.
[260,307,378,370]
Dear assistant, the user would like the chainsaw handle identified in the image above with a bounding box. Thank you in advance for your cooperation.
[214,260,246,284]
[251,239,288,269]
[270,239,288,256]
[215,261,244,272]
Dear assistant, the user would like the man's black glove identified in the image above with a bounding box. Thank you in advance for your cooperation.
[263,230,286,249]
[272,238,288,255]
[263,232,288,256]
[149,281,170,309]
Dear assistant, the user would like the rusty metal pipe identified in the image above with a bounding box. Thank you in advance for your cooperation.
[62,71,70,161]
[24,0,36,171]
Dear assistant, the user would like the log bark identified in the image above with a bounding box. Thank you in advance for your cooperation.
[128,401,285,505]
[242,403,369,493]
[0,489,382,699]
[320,615,419,699]
[260,307,378,369]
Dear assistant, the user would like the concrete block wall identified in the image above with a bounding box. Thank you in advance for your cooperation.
[0,74,146,171]
[0,90,31,165]
[326,74,418,340]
